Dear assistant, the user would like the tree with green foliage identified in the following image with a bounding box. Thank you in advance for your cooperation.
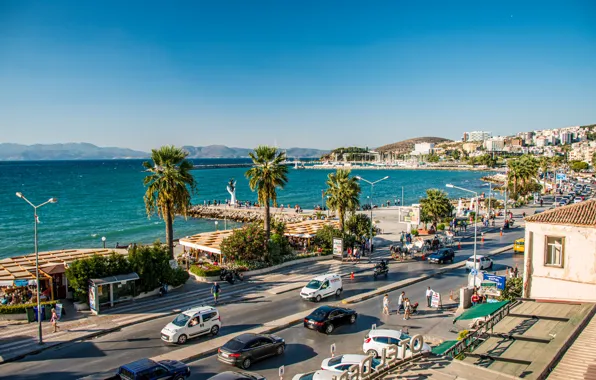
[245,146,289,241]
[426,152,440,163]
[345,213,375,240]
[325,169,361,232]
[220,222,269,263]
[499,277,522,301]
[592,152,596,167]
[569,160,589,172]
[143,146,197,258]
[127,243,189,293]
[419,189,453,225]
[451,149,461,161]
[312,224,343,251]
[66,253,131,302]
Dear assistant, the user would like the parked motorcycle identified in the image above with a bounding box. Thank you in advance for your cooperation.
[234,271,244,282]
[223,271,235,285]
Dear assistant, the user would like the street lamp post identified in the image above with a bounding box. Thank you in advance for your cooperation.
[356,176,389,254]
[101,236,106,249]
[16,192,58,345]
[446,184,479,287]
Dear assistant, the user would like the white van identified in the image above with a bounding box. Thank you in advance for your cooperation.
[300,274,343,302]
[160,306,221,344]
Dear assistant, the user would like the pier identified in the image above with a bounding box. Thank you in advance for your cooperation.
[188,205,320,223]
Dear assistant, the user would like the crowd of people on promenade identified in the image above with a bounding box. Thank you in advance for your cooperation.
[0,284,51,306]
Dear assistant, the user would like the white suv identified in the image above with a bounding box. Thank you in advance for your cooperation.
[161,306,221,344]
[465,255,493,271]
[362,329,431,358]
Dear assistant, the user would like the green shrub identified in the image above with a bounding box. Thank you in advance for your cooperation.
[0,301,57,315]
[411,229,419,236]
[169,268,190,287]
[437,223,445,231]
[190,263,222,277]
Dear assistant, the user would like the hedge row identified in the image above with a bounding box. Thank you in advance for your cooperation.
[0,301,57,315]
[190,263,222,277]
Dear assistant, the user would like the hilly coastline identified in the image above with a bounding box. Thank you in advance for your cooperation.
[0,143,328,161]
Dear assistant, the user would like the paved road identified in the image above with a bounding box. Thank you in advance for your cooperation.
[2,228,523,380]
[186,251,524,379]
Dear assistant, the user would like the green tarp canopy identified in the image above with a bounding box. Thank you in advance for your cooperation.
[431,340,458,355]
[453,300,510,323]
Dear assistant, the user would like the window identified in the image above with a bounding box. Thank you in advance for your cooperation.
[202,312,217,322]
[329,310,339,318]
[248,340,262,349]
[373,336,389,344]
[545,236,564,267]
[321,281,329,289]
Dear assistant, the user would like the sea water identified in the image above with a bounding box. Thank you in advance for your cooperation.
[0,159,493,258]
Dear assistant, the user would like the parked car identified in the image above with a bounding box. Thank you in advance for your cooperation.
[513,238,525,253]
[321,354,381,373]
[303,305,357,334]
[207,371,265,380]
[427,248,455,264]
[362,329,431,358]
[117,358,190,380]
[465,255,493,270]
[161,306,221,344]
[292,370,343,380]
[217,333,285,369]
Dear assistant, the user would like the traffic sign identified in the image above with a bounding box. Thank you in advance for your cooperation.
[279,366,285,377]
[470,268,478,276]
[330,343,336,355]
[372,324,377,330]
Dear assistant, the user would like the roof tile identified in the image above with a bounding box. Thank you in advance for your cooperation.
[525,199,596,227]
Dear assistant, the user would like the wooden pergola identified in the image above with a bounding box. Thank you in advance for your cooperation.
[179,219,341,255]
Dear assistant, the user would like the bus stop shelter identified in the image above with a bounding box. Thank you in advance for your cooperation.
[88,272,139,315]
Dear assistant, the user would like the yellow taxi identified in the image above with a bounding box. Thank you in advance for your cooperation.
[513,238,525,253]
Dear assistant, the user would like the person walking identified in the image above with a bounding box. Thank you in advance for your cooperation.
[403,298,411,320]
[426,287,433,308]
[398,291,405,314]
[382,294,390,315]
[211,281,221,304]
[513,265,519,278]
[50,307,59,333]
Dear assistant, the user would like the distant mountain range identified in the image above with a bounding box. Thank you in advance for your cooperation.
[0,143,328,161]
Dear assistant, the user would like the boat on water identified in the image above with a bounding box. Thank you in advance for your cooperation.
[294,161,306,170]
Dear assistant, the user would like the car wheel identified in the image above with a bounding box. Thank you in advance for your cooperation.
[325,323,334,334]
[489,262,493,269]
[241,357,252,369]
[367,349,378,358]
[211,325,220,336]
[175,377,185,380]
[349,314,356,324]
[177,334,187,344]
[316,295,322,302]
[276,345,285,355]
[335,288,342,297]
[439,260,443,264]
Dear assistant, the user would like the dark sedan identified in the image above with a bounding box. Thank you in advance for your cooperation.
[207,371,265,380]
[217,333,285,370]
[303,305,357,334]
[427,248,455,264]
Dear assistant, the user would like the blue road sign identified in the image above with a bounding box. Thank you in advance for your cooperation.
[483,273,506,290]
[470,268,478,276]
[556,173,567,181]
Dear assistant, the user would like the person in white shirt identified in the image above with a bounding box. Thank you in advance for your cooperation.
[398,291,405,314]
[426,287,433,307]
[382,294,390,315]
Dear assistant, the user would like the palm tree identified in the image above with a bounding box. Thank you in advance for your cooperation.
[539,157,551,193]
[245,146,289,240]
[506,159,522,198]
[325,169,361,232]
[143,146,197,258]
[419,189,452,225]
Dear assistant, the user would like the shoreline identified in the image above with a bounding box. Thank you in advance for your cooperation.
[302,165,504,172]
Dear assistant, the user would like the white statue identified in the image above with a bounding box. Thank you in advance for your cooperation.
[226,178,237,206]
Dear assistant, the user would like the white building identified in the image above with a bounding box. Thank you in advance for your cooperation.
[467,131,492,142]
[412,142,435,155]
[535,136,547,147]
[522,200,596,302]
[560,131,573,145]
[484,137,505,152]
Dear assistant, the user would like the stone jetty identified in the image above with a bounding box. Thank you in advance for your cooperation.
[188,205,320,223]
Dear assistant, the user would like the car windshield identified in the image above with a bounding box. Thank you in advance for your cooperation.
[297,373,315,380]
[328,355,343,366]
[306,280,322,289]
[223,339,245,351]
[171,313,191,327]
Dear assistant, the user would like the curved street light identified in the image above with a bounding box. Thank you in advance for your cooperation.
[355,176,390,254]
[15,192,58,345]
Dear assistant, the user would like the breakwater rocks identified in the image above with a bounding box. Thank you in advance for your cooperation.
[188,206,314,223]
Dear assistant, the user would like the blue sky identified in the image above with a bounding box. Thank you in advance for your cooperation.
[1,1,595,151]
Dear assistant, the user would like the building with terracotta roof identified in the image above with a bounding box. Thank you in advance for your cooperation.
[522,199,596,302]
